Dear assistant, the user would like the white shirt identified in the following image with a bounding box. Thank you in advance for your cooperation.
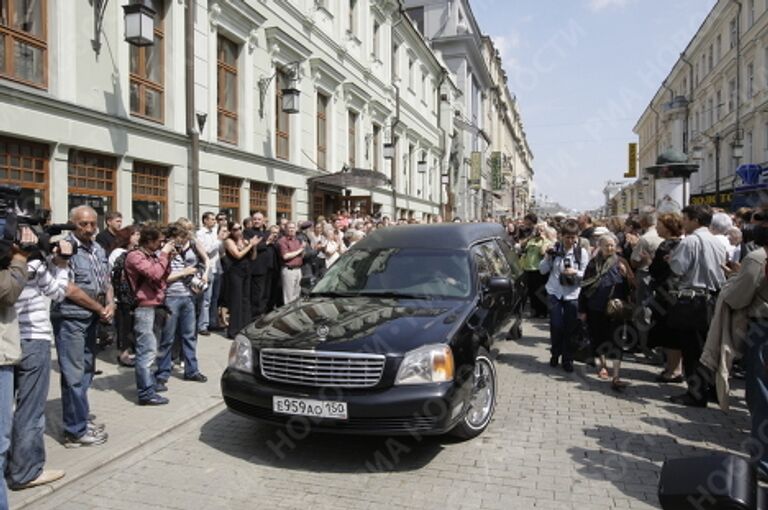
[197,227,222,274]
[538,245,590,301]
[15,259,69,341]
[714,234,736,263]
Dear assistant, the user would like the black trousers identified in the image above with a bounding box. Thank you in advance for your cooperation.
[677,296,716,402]
[525,270,548,317]
[250,272,270,317]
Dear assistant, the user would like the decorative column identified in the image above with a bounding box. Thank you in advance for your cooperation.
[644,149,698,214]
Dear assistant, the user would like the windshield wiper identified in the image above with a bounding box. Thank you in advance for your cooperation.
[309,291,360,298]
[356,291,434,300]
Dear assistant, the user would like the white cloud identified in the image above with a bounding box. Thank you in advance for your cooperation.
[588,0,632,12]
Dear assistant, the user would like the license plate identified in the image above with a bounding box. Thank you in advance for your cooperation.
[272,396,348,420]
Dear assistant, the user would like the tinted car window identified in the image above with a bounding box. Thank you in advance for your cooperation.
[471,245,493,281]
[312,248,472,298]
[496,239,524,279]
[480,242,511,277]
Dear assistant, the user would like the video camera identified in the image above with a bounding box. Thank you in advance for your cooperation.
[0,184,76,267]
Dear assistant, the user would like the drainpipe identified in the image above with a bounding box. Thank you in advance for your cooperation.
[388,1,407,218]
[185,0,199,222]
[437,68,448,219]
[734,0,743,174]
[680,53,694,154]
[389,85,401,218]
[649,102,661,204]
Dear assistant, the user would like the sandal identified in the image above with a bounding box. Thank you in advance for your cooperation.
[597,368,610,380]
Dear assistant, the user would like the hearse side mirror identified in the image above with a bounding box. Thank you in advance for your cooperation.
[486,276,513,295]
[300,275,317,297]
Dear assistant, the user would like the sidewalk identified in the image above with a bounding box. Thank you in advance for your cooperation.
[9,332,232,509]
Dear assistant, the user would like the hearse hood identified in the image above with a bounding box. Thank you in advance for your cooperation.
[241,297,473,354]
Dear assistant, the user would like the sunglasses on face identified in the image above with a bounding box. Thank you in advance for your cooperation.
[77,221,97,227]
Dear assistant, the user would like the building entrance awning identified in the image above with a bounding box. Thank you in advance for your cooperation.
[308,167,392,190]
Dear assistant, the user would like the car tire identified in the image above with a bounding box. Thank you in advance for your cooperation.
[449,347,497,440]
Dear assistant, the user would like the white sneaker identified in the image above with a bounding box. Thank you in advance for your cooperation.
[64,429,108,448]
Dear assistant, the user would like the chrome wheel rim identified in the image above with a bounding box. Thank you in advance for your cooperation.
[465,357,495,429]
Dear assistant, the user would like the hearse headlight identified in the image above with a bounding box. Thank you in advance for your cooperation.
[395,344,454,385]
[228,334,253,372]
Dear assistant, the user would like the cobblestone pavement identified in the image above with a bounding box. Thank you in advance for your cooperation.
[26,319,751,510]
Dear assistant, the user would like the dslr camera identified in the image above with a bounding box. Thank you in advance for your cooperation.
[0,184,76,268]
[545,242,566,260]
[189,273,208,294]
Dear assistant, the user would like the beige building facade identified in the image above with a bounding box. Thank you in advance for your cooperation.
[0,0,468,227]
[635,0,768,210]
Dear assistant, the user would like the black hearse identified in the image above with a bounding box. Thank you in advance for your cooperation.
[221,223,523,439]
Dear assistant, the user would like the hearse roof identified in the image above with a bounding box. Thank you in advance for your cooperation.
[352,223,507,251]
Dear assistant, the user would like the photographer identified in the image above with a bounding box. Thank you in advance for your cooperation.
[124,225,174,406]
[0,229,33,506]
[156,223,208,392]
[539,220,590,373]
[8,235,72,490]
[51,206,113,447]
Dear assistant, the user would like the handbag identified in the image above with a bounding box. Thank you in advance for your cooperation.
[605,283,634,321]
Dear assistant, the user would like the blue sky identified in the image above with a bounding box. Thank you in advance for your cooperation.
[471,0,717,211]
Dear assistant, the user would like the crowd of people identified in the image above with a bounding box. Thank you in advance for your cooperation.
[510,204,768,479]
[2,200,768,506]
[0,205,455,505]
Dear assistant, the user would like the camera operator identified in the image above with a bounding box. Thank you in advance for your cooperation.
[155,223,208,394]
[539,220,590,373]
[51,206,113,448]
[7,233,72,490]
[0,228,34,507]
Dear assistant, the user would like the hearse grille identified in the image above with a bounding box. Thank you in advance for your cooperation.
[259,348,386,388]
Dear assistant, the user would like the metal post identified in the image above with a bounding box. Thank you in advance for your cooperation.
[185,0,199,222]
[715,134,721,206]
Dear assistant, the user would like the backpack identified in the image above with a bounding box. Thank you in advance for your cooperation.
[111,251,138,309]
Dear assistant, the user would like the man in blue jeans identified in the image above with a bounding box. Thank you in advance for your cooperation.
[51,206,114,447]
[539,220,589,372]
[0,233,31,507]
[156,224,208,388]
[8,238,73,489]
[196,212,226,334]
[125,225,174,406]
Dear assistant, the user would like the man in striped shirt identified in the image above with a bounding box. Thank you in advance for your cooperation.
[9,242,72,489]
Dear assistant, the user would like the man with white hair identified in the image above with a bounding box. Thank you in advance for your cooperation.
[347,230,365,248]
[52,206,113,447]
[710,212,736,262]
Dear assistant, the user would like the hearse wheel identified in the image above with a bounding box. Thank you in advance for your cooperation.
[450,347,497,440]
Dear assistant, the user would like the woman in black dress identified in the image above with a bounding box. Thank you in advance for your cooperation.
[647,212,684,383]
[223,222,257,339]
[579,233,635,390]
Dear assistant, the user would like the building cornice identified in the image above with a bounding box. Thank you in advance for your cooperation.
[0,83,189,145]
[201,140,321,177]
